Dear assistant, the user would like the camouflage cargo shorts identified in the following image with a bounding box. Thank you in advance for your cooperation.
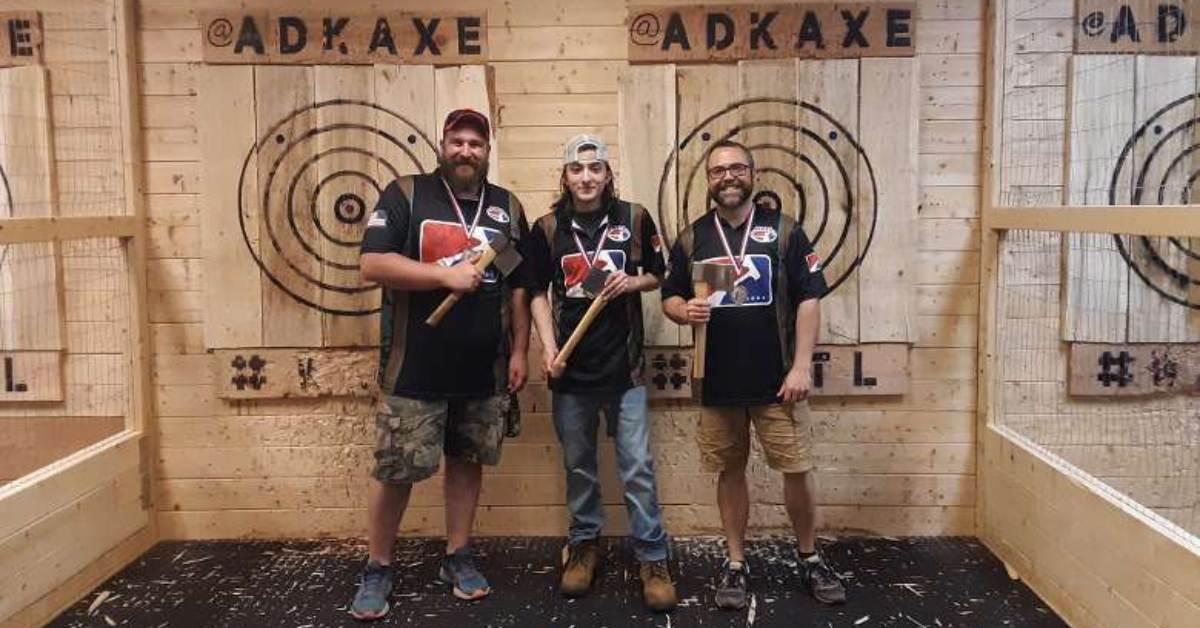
[373,394,506,484]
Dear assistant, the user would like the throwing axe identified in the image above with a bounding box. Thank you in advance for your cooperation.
[425,232,522,326]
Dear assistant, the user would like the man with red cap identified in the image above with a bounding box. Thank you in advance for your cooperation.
[351,108,533,619]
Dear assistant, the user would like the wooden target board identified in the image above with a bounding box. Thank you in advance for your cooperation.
[618,59,916,348]
[199,65,494,350]
[1065,55,1200,344]
[0,65,63,401]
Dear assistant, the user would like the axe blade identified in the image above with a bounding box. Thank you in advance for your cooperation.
[691,262,738,294]
[581,266,610,299]
[485,232,522,277]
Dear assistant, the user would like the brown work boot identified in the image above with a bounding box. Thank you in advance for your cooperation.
[559,540,599,597]
[639,559,677,611]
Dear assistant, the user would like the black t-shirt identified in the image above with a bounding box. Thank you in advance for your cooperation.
[360,172,532,400]
[661,208,826,406]
[528,200,666,394]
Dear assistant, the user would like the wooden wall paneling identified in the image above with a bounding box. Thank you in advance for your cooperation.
[314,65,377,347]
[254,66,323,347]
[798,59,860,344]
[199,66,262,348]
[617,63,680,347]
[1063,55,1133,342]
[1127,55,1196,342]
[1193,60,1200,339]
[858,58,917,342]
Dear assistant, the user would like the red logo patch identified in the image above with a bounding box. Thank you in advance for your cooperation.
[805,252,822,273]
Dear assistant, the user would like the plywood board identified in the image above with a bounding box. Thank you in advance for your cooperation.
[199,66,262,348]
[1075,0,1200,54]
[254,66,323,347]
[798,59,859,344]
[198,11,488,65]
[626,3,917,63]
[0,12,42,66]
[314,66,377,347]
[1064,55,1133,342]
[617,64,681,347]
[1068,342,1200,397]
[213,348,376,399]
[857,57,916,342]
[1127,56,1197,342]
[675,64,738,229]
[810,343,909,396]
[0,350,61,401]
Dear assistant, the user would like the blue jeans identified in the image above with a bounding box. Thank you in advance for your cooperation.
[552,385,669,562]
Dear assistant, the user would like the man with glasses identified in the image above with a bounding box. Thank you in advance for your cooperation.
[661,140,846,610]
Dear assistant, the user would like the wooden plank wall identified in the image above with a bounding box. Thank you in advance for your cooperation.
[0,0,131,486]
[139,0,983,539]
[986,3,1200,624]
[992,0,1200,538]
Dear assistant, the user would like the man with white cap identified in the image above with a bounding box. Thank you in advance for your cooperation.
[526,134,676,611]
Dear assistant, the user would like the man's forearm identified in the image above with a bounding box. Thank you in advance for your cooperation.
[662,295,689,325]
[792,298,820,372]
[634,273,660,292]
[509,287,531,355]
[360,252,447,291]
[530,292,558,353]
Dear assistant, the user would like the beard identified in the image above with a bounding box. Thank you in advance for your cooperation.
[708,179,750,210]
[439,154,488,189]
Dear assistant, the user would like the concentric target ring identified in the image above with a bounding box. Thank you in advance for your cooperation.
[657,97,877,297]
[1108,93,1200,310]
[237,99,438,316]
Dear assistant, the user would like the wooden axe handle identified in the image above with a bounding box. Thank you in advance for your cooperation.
[553,295,608,371]
[692,282,712,380]
[425,246,500,326]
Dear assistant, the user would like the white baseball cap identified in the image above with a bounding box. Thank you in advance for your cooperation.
[562,134,610,165]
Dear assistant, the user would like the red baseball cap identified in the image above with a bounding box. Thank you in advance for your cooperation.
[443,108,490,139]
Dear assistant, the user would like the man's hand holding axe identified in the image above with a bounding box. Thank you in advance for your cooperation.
[425,232,522,326]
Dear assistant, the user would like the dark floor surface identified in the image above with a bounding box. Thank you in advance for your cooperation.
[49,536,1066,628]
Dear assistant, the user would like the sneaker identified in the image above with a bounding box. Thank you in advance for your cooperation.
[639,559,677,611]
[799,551,847,605]
[559,540,600,597]
[714,559,749,610]
[439,547,491,600]
[349,559,393,621]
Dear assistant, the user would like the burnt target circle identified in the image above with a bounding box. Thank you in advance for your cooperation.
[237,99,438,316]
[657,97,878,297]
[1108,92,1200,309]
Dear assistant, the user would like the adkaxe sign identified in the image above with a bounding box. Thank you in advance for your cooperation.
[0,12,41,66]
[627,3,916,63]
[199,11,487,64]
[1076,0,1200,53]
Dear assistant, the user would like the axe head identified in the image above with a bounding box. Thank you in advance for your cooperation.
[484,232,523,277]
[691,262,738,294]
[581,266,611,299]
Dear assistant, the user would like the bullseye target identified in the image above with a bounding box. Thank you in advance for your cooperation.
[238,99,437,316]
[657,98,877,296]
[1109,93,1200,310]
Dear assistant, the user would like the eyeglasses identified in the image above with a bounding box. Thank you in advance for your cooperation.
[707,163,752,180]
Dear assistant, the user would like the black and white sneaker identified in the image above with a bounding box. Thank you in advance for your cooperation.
[714,559,750,610]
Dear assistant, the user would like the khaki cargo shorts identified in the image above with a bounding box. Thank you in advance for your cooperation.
[373,394,506,484]
[697,402,815,473]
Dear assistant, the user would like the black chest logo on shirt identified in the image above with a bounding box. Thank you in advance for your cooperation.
[235,99,438,316]
[654,98,878,299]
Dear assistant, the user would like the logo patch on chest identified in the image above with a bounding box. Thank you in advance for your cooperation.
[485,206,510,223]
[606,225,631,242]
[749,226,777,243]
